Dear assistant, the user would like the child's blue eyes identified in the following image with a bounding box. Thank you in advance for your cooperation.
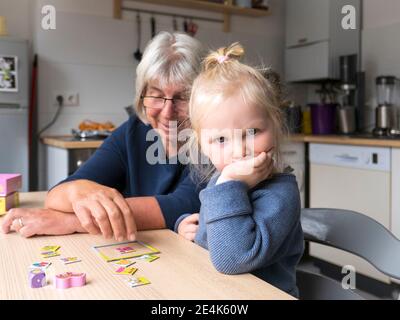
[213,129,259,144]
[215,137,226,144]
[246,128,258,136]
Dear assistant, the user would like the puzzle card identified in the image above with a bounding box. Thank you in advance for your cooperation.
[92,241,160,262]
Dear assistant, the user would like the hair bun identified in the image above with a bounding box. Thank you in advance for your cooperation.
[203,42,245,71]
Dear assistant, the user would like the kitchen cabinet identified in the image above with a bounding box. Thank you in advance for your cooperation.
[45,145,97,190]
[285,41,330,84]
[46,146,68,190]
[392,149,400,239]
[391,148,400,285]
[282,142,305,208]
[285,0,330,48]
[284,0,360,82]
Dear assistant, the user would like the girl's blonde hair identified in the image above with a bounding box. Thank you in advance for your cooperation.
[134,32,205,124]
[188,42,288,184]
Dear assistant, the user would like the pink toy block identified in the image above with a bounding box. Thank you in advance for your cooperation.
[0,174,22,196]
[55,272,86,289]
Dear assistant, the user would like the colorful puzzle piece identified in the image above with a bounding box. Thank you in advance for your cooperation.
[41,252,60,259]
[41,245,60,253]
[137,254,159,262]
[126,276,151,288]
[114,266,137,275]
[116,246,135,254]
[60,257,81,265]
[113,259,135,267]
[29,262,52,270]
[41,245,61,258]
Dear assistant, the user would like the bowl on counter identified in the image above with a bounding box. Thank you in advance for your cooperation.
[71,129,112,140]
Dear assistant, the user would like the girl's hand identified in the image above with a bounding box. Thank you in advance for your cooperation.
[217,151,274,189]
[1,208,85,238]
[177,213,199,241]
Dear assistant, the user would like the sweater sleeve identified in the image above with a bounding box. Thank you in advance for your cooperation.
[199,179,300,275]
[155,167,202,230]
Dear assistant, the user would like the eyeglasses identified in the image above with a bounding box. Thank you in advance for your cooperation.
[141,95,188,114]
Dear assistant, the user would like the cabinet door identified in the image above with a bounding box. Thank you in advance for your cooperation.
[282,142,305,207]
[392,148,400,239]
[285,41,330,82]
[285,0,330,48]
[289,163,305,208]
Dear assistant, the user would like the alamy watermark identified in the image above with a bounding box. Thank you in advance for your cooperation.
[342,5,357,30]
[145,121,259,174]
[41,5,56,30]
[341,265,356,290]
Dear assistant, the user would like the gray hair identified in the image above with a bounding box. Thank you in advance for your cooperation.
[134,32,205,124]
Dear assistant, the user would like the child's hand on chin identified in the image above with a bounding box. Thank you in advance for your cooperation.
[216,151,274,189]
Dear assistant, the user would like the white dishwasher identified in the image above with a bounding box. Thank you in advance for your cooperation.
[282,142,305,208]
[309,143,392,283]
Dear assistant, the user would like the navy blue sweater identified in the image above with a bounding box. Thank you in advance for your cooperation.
[60,115,202,230]
[175,172,304,297]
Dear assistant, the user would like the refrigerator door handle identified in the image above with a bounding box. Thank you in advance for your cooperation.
[0,103,20,109]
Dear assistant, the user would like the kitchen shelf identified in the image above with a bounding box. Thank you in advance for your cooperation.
[113,0,270,32]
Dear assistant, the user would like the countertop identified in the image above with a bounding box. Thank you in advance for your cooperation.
[289,134,400,148]
[42,136,104,149]
[42,134,400,149]
[0,192,294,300]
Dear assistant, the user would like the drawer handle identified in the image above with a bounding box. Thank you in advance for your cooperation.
[334,154,359,162]
[283,151,297,156]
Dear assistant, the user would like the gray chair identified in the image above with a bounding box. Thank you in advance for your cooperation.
[298,208,400,300]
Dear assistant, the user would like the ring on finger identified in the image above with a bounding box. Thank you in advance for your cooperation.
[18,217,24,228]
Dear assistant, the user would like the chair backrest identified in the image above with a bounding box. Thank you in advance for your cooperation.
[301,208,400,280]
[296,269,364,300]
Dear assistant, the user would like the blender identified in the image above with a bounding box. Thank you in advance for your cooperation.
[337,55,357,134]
[372,76,400,137]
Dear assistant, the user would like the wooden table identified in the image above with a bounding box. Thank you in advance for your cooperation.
[0,192,294,300]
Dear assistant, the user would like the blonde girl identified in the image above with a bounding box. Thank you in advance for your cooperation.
[175,43,304,297]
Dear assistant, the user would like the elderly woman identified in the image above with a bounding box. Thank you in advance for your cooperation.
[2,32,205,240]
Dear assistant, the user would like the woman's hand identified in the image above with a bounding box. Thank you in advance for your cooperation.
[1,208,85,238]
[63,180,137,241]
[177,213,199,241]
[216,151,274,189]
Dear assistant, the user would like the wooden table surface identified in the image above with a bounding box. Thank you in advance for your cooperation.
[0,192,294,300]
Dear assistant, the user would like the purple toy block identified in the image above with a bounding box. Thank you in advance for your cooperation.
[29,269,46,288]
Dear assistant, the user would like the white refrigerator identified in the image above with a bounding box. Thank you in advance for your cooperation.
[0,37,29,192]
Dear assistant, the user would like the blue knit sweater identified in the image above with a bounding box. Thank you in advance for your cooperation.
[175,172,304,297]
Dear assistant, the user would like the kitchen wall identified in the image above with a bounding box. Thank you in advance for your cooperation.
[3,0,287,189]
[25,0,287,139]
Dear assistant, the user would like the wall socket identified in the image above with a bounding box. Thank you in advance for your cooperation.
[53,92,79,107]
